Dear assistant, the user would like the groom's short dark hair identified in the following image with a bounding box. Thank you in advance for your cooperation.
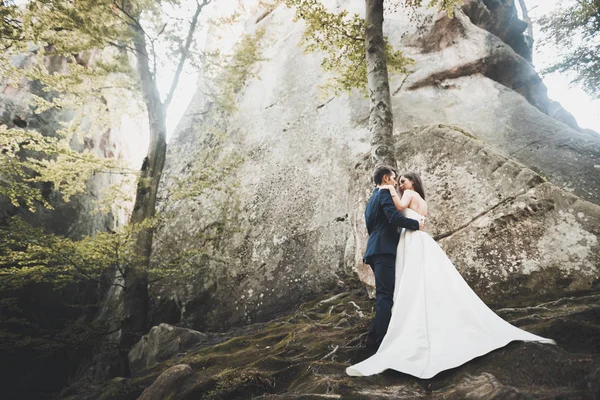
[373,165,397,185]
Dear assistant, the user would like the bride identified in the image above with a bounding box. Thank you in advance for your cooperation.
[346,172,555,379]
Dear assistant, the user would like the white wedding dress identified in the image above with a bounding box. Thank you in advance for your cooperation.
[346,208,555,379]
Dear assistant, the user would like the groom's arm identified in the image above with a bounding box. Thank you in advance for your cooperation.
[379,190,420,231]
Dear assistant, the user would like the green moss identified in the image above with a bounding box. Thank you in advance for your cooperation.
[134,288,368,398]
[68,275,599,399]
[205,369,276,399]
[97,376,155,400]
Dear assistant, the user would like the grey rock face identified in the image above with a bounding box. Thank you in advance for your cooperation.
[389,125,599,306]
[128,324,207,374]
[386,2,600,204]
[462,0,532,62]
[153,0,600,331]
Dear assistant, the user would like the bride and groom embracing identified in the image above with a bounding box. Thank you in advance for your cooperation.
[346,165,555,379]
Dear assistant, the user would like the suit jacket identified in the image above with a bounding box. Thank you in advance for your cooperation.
[363,188,420,264]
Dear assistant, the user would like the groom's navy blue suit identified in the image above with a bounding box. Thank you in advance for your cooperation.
[364,188,420,348]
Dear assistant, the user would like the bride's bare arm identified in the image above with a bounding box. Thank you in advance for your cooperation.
[380,185,412,211]
[379,190,422,231]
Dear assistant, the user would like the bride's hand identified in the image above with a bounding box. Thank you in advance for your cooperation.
[380,185,399,196]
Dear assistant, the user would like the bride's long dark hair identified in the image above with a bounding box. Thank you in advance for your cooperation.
[402,172,426,200]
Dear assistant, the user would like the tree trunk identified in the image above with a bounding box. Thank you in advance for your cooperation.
[517,0,533,39]
[365,0,396,167]
[119,24,168,377]
[114,0,207,376]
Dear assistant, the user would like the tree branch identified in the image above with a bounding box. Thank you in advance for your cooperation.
[106,40,140,56]
[112,1,146,34]
[111,0,158,59]
[163,0,211,110]
[52,246,124,289]
[516,0,533,39]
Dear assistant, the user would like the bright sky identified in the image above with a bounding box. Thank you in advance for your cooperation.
[522,0,600,133]
[162,0,600,137]
[161,0,242,139]
[161,62,197,140]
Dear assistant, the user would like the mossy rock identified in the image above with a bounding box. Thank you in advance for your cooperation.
[66,284,600,400]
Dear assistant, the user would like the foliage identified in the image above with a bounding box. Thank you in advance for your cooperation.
[0,213,198,346]
[1,216,130,291]
[0,0,215,210]
[403,0,463,18]
[0,0,218,302]
[0,125,129,210]
[284,0,412,95]
[0,0,139,210]
[283,0,462,95]
[538,0,600,99]
[0,167,245,300]
[0,1,22,47]
[0,216,118,355]
[0,2,226,383]
[206,27,268,113]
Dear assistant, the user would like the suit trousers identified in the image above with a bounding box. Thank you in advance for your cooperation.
[368,254,396,348]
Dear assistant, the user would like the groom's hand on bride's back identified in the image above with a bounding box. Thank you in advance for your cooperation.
[419,220,425,231]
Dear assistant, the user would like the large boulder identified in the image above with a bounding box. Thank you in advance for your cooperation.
[395,125,599,306]
[129,324,207,374]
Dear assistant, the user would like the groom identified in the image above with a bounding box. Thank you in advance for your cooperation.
[364,165,423,350]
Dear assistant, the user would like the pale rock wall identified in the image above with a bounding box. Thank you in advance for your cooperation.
[153,0,600,331]
[394,125,599,306]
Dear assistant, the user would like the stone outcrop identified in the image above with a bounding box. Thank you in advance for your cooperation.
[397,125,598,306]
[351,124,599,300]
[152,0,600,332]
[390,6,600,204]
[462,0,533,61]
[129,324,207,374]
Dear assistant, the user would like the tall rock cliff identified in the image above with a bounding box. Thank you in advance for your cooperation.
[0,50,148,397]
[0,49,148,237]
[153,0,600,332]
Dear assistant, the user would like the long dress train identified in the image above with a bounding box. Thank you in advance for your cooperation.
[346,208,555,379]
